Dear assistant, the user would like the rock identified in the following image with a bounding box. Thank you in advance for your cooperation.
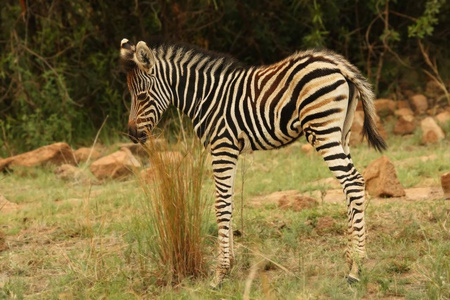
[315,216,336,233]
[397,100,411,110]
[90,148,141,180]
[120,143,149,160]
[0,195,19,213]
[436,111,450,125]
[393,114,416,135]
[394,108,414,117]
[375,115,391,140]
[374,99,396,117]
[441,172,450,200]
[54,164,90,183]
[301,144,314,154]
[0,142,76,172]
[350,110,386,145]
[410,94,428,114]
[74,147,101,164]
[278,194,318,212]
[350,111,365,146]
[363,156,405,197]
[420,117,445,144]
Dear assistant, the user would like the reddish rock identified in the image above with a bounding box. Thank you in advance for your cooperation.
[421,117,445,144]
[350,111,365,146]
[74,147,101,164]
[90,148,141,180]
[120,143,149,160]
[393,114,416,135]
[397,100,411,110]
[374,99,396,117]
[394,108,414,117]
[350,111,386,145]
[363,156,405,197]
[0,142,76,171]
[410,94,428,114]
[436,111,450,125]
[374,114,388,141]
[278,194,318,212]
[441,172,450,200]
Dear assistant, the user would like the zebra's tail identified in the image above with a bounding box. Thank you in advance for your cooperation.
[353,74,386,152]
[333,54,387,152]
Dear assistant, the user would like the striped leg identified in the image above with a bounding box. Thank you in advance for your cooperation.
[210,146,239,288]
[316,140,367,283]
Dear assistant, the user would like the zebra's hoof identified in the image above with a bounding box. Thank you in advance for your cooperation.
[210,272,225,289]
[347,275,360,285]
[210,277,225,290]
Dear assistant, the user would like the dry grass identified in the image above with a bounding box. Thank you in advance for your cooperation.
[135,137,211,284]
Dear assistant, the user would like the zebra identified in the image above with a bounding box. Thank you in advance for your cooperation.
[120,38,386,287]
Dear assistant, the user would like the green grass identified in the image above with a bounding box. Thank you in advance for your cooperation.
[0,134,449,299]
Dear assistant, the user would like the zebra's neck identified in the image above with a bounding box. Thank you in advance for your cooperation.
[153,44,248,139]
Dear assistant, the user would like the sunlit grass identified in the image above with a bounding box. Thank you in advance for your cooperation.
[0,133,449,298]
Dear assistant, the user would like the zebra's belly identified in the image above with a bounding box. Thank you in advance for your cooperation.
[237,128,304,153]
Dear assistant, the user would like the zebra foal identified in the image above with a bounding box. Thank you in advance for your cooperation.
[120,39,386,286]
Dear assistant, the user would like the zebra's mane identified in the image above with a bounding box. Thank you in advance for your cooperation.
[120,41,247,73]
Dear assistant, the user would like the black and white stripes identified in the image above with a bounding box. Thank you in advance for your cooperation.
[120,39,386,286]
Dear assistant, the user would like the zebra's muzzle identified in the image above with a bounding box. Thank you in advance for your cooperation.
[128,120,148,144]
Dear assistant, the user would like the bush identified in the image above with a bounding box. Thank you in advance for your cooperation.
[1,0,449,155]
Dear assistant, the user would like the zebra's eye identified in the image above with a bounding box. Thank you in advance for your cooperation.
[137,93,147,101]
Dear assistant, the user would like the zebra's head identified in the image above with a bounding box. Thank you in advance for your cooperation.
[120,39,166,144]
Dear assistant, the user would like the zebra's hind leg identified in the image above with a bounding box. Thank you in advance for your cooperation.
[209,146,239,288]
[315,139,367,283]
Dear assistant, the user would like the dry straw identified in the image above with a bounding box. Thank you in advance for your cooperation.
[137,136,210,284]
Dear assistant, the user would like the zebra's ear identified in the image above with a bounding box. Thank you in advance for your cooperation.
[120,38,135,60]
[134,41,155,72]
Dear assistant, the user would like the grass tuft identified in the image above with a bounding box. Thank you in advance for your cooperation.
[133,137,211,285]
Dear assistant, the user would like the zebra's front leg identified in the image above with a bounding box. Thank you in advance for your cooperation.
[210,147,239,288]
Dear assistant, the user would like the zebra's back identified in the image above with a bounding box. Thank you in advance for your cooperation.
[230,50,355,152]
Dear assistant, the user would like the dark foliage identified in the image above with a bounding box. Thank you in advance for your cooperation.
[0,0,449,155]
